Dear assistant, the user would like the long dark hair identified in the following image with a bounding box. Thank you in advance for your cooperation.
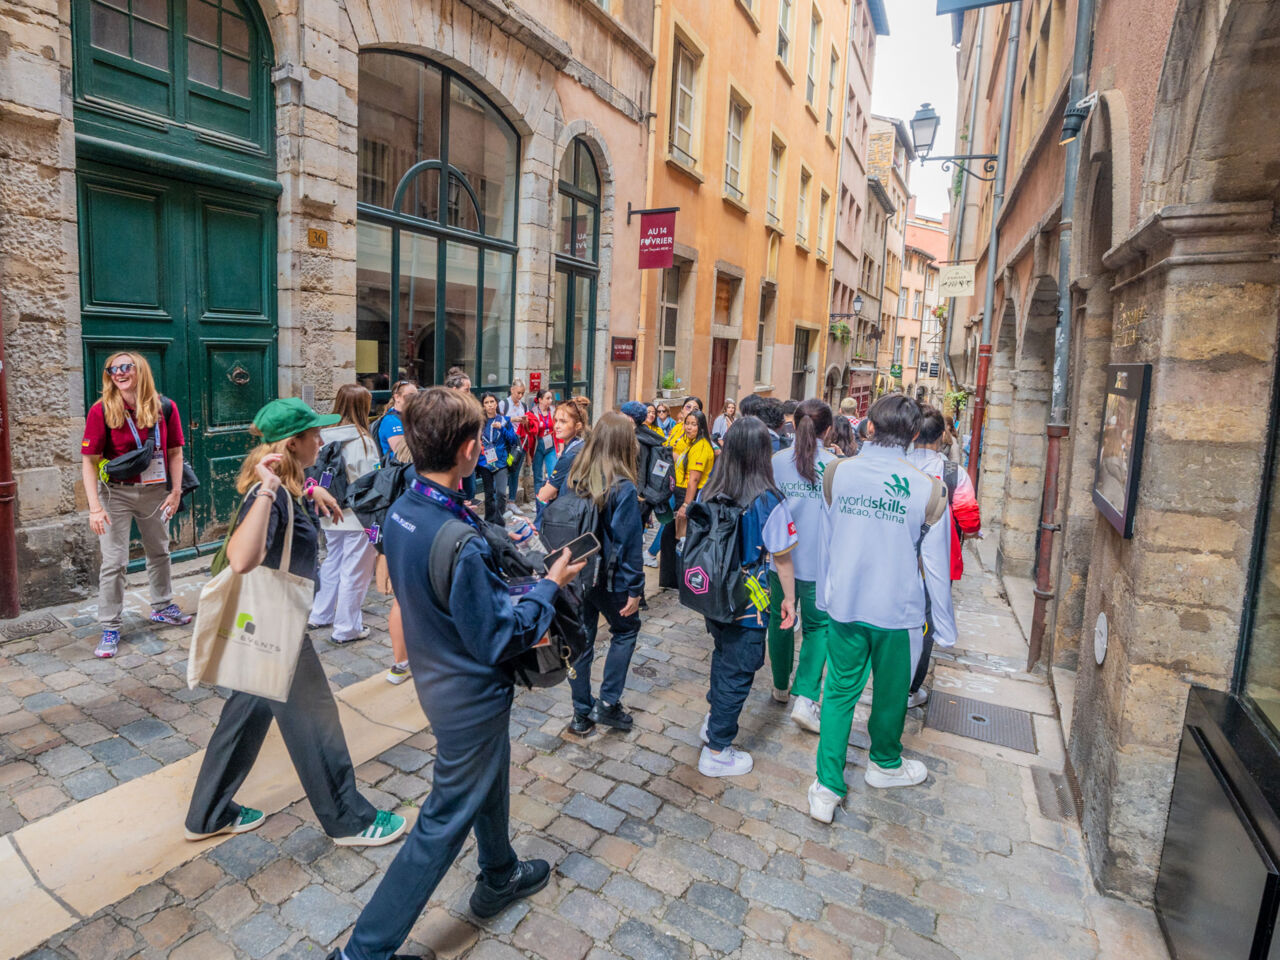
[701,417,779,505]
[683,410,711,447]
[825,416,856,457]
[792,398,833,484]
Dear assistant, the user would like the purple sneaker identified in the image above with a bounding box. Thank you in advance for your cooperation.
[95,629,120,659]
[151,603,192,626]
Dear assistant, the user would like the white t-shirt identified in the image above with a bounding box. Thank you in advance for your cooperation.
[770,441,838,582]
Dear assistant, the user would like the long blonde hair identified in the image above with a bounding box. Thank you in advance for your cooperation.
[100,352,162,430]
[567,412,638,507]
[236,438,306,498]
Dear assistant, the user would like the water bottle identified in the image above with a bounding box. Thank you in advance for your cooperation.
[504,508,545,558]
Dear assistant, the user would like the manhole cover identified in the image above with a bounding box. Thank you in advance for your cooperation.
[1,614,67,642]
[925,693,1037,753]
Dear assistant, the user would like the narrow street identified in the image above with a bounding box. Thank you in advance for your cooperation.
[0,544,1167,960]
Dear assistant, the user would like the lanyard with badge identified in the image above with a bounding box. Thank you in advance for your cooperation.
[483,420,503,470]
[539,411,555,451]
[126,413,167,484]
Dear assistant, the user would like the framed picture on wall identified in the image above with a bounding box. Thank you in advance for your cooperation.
[1092,363,1152,538]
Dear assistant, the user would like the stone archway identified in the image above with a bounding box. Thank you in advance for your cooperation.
[978,295,1018,526]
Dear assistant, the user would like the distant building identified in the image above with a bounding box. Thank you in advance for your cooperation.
[867,116,913,395]
[904,199,949,405]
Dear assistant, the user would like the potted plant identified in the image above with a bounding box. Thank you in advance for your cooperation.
[658,369,683,400]
[828,321,852,345]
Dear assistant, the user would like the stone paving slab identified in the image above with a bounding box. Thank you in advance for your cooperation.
[7,546,1169,960]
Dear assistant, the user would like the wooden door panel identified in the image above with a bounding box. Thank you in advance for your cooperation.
[80,180,169,311]
[198,199,269,319]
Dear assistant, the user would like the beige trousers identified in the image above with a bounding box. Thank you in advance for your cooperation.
[97,481,173,628]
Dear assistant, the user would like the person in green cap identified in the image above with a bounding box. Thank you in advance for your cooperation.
[184,397,408,848]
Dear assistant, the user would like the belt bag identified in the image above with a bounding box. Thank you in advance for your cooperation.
[99,414,160,482]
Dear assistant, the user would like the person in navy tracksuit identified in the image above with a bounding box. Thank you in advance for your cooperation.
[330,387,584,960]
[477,393,522,522]
[561,412,646,736]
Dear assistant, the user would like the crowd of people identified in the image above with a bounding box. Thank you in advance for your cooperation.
[78,349,979,960]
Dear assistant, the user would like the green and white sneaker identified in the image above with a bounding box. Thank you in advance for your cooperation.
[333,810,407,847]
[185,806,265,841]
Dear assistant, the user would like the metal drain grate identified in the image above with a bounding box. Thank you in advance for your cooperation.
[1,614,67,642]
[925,693,1037,753]
[1031,767,1078,821]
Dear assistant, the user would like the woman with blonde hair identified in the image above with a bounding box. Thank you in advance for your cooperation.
[309,384,381,644]
[562,412,646,736]
[185,397,407,848]
[534,395,590,523]
[81,352,190,659]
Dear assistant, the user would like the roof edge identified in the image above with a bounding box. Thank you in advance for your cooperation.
[867,0,890,35]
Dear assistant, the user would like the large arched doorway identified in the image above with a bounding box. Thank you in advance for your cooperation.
[354,51,519,396]
[72,0,279,546]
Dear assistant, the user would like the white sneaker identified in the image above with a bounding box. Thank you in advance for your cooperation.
[643,554,659,568]
[771,686,790,704]
[698,745,753,777]
[808,779,841,823]
[907,688,929,709]
[791,696,821,734]
[864,757,929,789]
[699,713,710,744]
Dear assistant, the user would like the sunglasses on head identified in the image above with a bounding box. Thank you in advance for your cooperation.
[107,363,136,376]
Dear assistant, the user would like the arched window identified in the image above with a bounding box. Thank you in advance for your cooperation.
[552,138,600,398]
[355,51,519,391]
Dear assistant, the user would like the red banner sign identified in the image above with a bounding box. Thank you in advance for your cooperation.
[638,211,676,269]
[529,372,542,392]
[612,338,636,363]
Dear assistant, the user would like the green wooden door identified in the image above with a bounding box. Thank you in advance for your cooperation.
[80,161,277,548]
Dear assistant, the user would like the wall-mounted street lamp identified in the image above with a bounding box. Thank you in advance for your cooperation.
[910,103,999,182]
[1059,91,1098,145]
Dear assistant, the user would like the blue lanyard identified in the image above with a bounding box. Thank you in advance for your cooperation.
[124,412,159,451]
[485,419,503,445]
[408,477,481,530]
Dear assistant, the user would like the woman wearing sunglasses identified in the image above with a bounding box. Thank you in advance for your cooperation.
[81,353,191,659]
[654,403,676,437]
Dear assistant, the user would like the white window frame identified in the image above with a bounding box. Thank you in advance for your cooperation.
[777,0,793,64]
[767,139,784,226]
[908,337,917,366]
[658,266,681,378]
[805,8,821,106]
[817,188,830,257]
[893,336,903,363]
[897,288,907,316]
[796,169,811,245]
[725,97,746,201]
[670,42,698,167]
[825,49,838,135]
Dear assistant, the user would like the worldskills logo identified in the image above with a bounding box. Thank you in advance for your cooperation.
[885,474,912,498]
[684,566,710,595]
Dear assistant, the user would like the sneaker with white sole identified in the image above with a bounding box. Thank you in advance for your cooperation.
[185,806,265,841]
[907,688,929,709]
[386,662,410,685]
[333,810,407,846]
[699,712,710,744]
[151,603,193,626]
[771,686,790,704]
[698,745,753,777]
[864,757,929,789]
[94,629,120,659]
[643,554,658,568]
[331,626,371,645]
[791,696,821,734]
[808,779,842,823]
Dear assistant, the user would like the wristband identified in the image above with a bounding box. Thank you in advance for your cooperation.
[303,477,318,498]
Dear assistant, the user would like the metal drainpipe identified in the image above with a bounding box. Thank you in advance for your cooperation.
[0,297,20,619]
[967,0,1022,488]
[1027,0,1095,670]
[943,7,986,403]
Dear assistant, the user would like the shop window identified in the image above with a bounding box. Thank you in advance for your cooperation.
[553,138,600,397]
[355,52,519,394]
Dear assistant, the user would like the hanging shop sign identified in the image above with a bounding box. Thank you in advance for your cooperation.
[890,363,903,379]
[939,263,976,297]
[637,211,677,269]
[611,338,636,363]
[1091,363,1152,539]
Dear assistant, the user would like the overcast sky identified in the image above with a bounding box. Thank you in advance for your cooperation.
[870,0,961,219]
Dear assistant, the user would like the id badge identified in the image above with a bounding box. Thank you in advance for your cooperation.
[542,434,554,451]
[139,450,166,485]
[484,444,499,468]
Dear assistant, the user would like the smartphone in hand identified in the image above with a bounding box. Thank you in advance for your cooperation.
[542,532,601,573]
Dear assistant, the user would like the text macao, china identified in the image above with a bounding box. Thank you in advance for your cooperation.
[638,211,676,270]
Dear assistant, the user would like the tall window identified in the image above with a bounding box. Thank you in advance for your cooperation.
[893,336,903,363]
[554,138,600,398]
[725,98,746,201]
[897,288,907,316]
[658,267,680,380]
[825,50,838,135]
[908,337,916,366]
[926,269,936,290]
[805,9,821,105]
[796,170,811,244]
[817,189,830,257]
[777,0,793,63]
[913,291,923,319]
[756,289,775,384]
[355,52,518,392]
[767,140,784,226]
[670,42,698,167]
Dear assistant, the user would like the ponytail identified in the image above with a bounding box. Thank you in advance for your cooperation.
[793,398,834,484]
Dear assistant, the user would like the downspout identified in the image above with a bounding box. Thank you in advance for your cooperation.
[0,297,19,619]
[1027,0,1095,670]
[966,0,1022,487]
[943,7,985,398]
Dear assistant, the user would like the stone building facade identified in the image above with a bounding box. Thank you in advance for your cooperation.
[1,0,655,607]
[867,115,911,393]
[945,0,1280,932]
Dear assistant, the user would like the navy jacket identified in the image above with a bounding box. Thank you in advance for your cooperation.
[384,477,560,734]
[602,480,645,598]
[479,416,521,473]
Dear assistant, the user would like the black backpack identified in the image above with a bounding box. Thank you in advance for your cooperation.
[678,495,747,623]
[427,517,590,689]
[305,439,350,505]
[637,431,676,507]
[345,460,413,552]
[539,482,606,591]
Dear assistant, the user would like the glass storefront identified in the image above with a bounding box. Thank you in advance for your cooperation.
[1243,413,1280,732]
[355,51,518,394]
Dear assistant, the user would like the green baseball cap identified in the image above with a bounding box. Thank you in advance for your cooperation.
[253,397,341,443]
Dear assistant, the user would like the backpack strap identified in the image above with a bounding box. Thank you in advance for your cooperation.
[822,457,849,506]
[916,475,949,562]
[942,460,958,503]
[427,519,479,613]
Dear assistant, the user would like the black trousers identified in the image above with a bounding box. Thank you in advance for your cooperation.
[569,588,642,717]
[342,716,517,960]
[658,486,686,590]
[478,466,508,523]
[185,635,376,837]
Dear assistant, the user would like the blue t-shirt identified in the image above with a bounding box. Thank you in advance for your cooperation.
[736,489,798,626]
[547,437,584,492]
[377,410,404,458]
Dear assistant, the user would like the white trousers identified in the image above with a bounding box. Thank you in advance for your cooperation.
[310,528,377,641]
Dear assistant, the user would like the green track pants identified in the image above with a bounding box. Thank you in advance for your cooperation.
[766,575,829,700]
[815,619,912,796]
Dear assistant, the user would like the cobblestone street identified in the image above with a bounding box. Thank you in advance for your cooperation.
[2,547,1167,960]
